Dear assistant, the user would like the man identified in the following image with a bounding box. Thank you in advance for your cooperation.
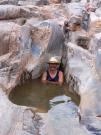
[41,57,64,86]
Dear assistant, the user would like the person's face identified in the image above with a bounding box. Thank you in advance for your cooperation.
[49,63,59,71]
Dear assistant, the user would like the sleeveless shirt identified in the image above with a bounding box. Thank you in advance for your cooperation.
[47,70,59,82]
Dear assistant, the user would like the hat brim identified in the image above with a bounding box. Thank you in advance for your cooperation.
[48,61,60,64]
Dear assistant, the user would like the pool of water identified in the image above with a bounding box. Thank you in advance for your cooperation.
[9,79,80,113]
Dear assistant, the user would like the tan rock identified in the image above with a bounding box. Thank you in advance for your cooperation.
[49,0,61,4]
[65,42,101,131]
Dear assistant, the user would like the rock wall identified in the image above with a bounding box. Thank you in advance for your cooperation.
[0,3,65,135]
[0,0,101,135]
[63,1,101,133]
[64,41,101,134]
[0,89,42,135]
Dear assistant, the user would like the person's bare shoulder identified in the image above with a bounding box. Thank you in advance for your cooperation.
[58,71,64,85]
[59,71,63,75]
[41,71,47,83]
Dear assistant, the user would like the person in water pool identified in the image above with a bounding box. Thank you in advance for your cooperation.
[41,56,64,85]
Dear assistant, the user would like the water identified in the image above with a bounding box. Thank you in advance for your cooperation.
[9,79,80,113]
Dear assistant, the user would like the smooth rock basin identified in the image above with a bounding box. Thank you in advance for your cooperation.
[9,79,80,113]
[0,1,101,135]
[9,79,92,135]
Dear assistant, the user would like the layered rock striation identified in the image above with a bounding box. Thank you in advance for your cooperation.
[0,0,101,135]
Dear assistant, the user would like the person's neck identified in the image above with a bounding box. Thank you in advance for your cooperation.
[49,69,57,74]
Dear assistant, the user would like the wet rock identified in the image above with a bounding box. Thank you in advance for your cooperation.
[49,95,71,107]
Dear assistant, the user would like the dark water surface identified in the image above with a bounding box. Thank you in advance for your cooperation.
[9,79,80,112]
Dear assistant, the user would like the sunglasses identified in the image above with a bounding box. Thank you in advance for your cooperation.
[49,64,59,68]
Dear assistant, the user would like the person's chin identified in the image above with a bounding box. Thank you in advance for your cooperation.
[51,69,56,71]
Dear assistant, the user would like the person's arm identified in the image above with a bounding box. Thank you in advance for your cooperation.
[41,72,59,85]
[41,71,64,86]
[49,71,64,86]
[58,71,64,86]
[46,81,59,85]
[41,72,47,84]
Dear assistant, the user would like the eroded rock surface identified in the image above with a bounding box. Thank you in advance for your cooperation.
[65,39,101,134]
[40,102,92,135]
[0,4,65,134]
[0,0,101,135]
[63,1,101,133]
[0,89,42,135]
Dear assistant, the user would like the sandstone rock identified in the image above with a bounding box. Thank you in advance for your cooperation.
[64,2,85,18]
[0,22,21,56]
[0,5,30,20]
[71,0,80,2]
[0,16,65,135]
[27,20,64,79]
[81,11,90,31]
[14,18,27,25]
[80,0,88,4]
[89,32,101,54]
[0,88,42,135]
[49,0,61,4]
[65,42,101,133]
[89,12,101,34]
[68,16,82,32]
[0,0,17,5]
[0,18,64,134]
[95,8,101,17]
[40,4,67,23]
[89,33,101,78]
[40,102,91,135]
[64,27,88,46]
[90,0,101,8]
[76,34,90,49]
[36,0,49,5]
[95,49,101,80]
[0,1,101,135]
[0,19,64,88]
[18,0,40,6]
[61,0,71,3]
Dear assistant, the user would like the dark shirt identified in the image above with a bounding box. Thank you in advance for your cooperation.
[47,70,59,82]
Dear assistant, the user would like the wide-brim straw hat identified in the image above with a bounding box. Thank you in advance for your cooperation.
[48,56,60,64]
